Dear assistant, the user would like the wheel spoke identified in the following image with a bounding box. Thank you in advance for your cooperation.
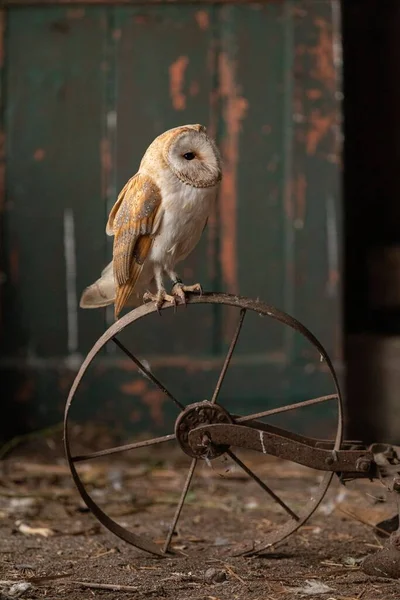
[72,433,176,463]
[112,337,184,411]
[236,394,337,424]
[211,309,246,405]
[163,458,197,554]
[227,450,299,521]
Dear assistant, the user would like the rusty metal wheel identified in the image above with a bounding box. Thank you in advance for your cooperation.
[64,293,344,557]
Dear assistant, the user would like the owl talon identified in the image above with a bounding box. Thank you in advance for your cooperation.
[171,283,186,305]
[185,283,203,296]
[172,282,203,306]
[143,291,176,314]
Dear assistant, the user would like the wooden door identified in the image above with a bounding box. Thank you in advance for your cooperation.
[0,1,342,439]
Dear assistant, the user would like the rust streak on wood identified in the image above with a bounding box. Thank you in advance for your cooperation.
[206,41,219,287]
[218,52,247,296]
[142,388,166,427]
[33,148,46,162]
[306,110,334,156]
[195,10,210,31]
[121,379,147,395]
[169,55,189,111]
[311,17,336,92]
[303,15,337,156]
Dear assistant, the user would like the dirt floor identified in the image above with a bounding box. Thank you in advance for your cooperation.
[1,426,400,600]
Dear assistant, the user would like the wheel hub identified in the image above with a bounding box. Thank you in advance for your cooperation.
[175,401,233,459]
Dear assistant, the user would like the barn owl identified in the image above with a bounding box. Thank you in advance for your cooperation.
[80,124,221,318]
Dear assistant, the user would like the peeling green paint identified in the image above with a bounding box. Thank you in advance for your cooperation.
[0,1,342,439]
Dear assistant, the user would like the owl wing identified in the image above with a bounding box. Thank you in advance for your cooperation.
[107,173,163,318]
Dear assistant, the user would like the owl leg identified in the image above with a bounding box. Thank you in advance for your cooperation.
[143,265,176,312]
[167,270,203,306]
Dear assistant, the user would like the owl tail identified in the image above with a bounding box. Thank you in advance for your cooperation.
[80,261,144,314]
[114,262,146,318]
[79,261,116,309]
[114,282,136,319]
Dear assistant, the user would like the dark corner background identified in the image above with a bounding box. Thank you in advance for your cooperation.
[344,0,400,443]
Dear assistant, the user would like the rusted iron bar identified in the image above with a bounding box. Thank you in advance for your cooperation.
[236,395,338,423]
[162,458,197,554]
[189,423,375,474]
[72,433,176,462]
[112,337,184,411]
[227,449,299,520]
[211,309,246,404]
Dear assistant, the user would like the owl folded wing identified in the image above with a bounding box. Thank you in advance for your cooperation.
[106,172,163,318]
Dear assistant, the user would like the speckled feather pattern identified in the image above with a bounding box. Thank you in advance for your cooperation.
[79,124,221,317]
[110,173,162,287]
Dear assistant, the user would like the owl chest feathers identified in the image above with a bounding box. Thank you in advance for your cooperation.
[148,174,216,267]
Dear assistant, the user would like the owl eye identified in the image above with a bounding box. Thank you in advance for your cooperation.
[183,152,196,161]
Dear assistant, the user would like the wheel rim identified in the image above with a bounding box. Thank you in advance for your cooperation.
[64,292,344,557]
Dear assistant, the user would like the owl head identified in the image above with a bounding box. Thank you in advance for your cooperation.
[155,124,222,189]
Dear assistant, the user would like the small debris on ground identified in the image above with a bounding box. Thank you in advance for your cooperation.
[14,521,55,538]
[1,425,400,599]
[204,568,227,584]
[287,579,334,595]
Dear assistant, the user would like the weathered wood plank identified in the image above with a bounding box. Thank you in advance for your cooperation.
[4,8,107,356]
[3,356,337,438]
[0,1,343,438]
[217,3,288,356]
[288,0,342,366]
